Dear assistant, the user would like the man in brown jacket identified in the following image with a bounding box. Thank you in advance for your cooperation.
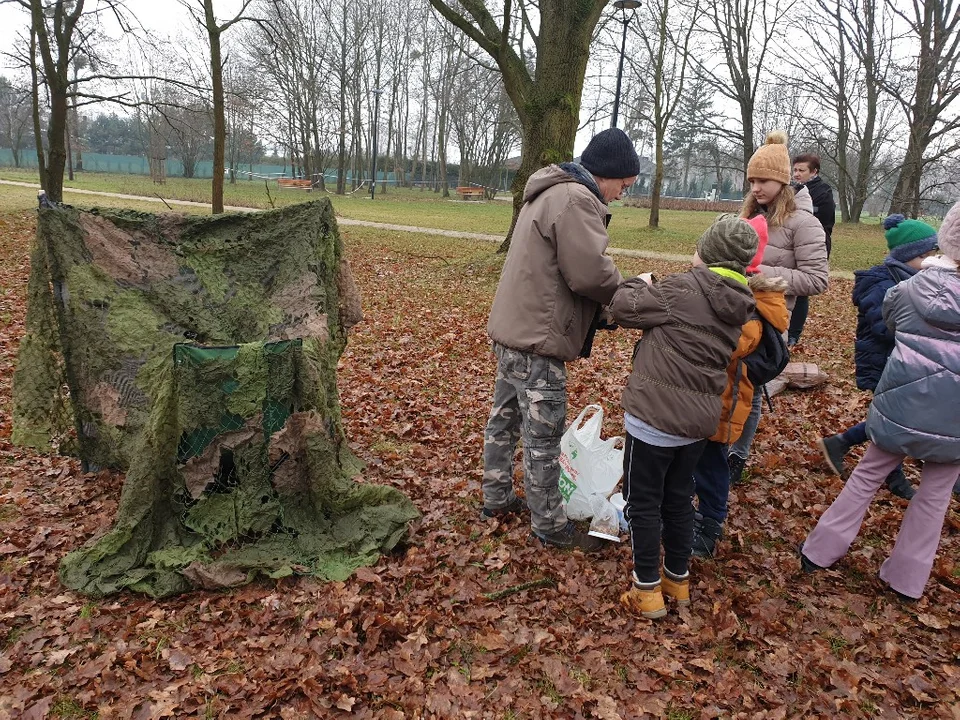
[481,128,640,551]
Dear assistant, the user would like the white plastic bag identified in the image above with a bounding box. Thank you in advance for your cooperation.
[558,405,624,521]
[588,494,622,542]
[608,492,629,533]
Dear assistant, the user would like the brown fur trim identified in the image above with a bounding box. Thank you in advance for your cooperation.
[748,274,789,293]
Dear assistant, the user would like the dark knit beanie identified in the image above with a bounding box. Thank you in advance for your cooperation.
[883,214,938,262]
[696,214,759,273]
[580,128,641,179]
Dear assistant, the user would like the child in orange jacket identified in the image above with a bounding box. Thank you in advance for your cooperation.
[691,216,790,557]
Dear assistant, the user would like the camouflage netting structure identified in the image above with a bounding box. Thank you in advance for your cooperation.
[11,200,419,597]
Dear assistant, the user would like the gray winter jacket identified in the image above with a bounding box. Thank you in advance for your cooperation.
[866,264,960,464]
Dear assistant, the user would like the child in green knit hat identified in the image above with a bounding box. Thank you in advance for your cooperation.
[883,214,938,262]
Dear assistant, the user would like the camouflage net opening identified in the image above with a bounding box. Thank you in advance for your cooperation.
[11,201,418,597]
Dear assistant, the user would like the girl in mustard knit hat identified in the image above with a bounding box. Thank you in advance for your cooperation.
[726,132,830,483]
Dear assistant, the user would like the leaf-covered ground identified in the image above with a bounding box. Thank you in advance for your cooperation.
[1,213,958,719]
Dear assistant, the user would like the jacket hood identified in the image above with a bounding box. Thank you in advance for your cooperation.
[913,267,960,331]
[853,260,915,306]
[692,265,755,325]
[522,164,605,204]
[793,185,814,213]
[882,256,919,280]
[749,274,790,331]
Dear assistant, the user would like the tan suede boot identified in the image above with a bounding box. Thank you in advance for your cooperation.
[620,573,667,619]
[660,567,690,606]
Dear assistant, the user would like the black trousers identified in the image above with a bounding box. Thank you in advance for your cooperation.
[623,432,707,583]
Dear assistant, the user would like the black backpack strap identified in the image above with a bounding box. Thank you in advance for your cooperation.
[762,382,774,412]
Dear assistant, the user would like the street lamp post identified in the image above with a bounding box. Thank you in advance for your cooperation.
[369,87,384,200]
[611,0,641,129]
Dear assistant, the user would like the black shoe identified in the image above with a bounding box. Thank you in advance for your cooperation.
[953,475,960,497]
[877,573,918,602]
[691,517,723,558]
[798,543,825,573]
[480,495,526,521]
[531,521,604,553]
[728,453,747,486]
[817,434,851,477]
[884,468,915,500]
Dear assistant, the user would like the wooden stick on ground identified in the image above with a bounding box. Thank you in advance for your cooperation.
[483,577,554,601]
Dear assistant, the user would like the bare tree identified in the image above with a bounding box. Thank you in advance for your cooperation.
[183,0,255,213]
[17,0,88,200]
[429,0,611,247]
[694,0,792,189]
[0,76,34,166]
[884,0,960,217]
[449,58,520,194]
[628,0,699,227]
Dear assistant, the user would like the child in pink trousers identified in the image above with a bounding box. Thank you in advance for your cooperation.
[800,200,960,600]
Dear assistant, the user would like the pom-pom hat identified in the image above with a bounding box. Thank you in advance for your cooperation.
[883,214,938,263]
[747,131,791,185]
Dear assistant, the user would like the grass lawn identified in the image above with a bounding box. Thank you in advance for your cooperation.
[0,167,895,271]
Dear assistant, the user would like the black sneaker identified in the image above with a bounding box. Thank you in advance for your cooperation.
[728,453,747,486]
[817,434,851,477]
[691,517,723,559]
[531,521,604,553]
[798,543,825,573]
[884,468,916,500]
[480,495,526,521]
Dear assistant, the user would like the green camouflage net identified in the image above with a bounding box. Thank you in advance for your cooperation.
[12,201,418,597]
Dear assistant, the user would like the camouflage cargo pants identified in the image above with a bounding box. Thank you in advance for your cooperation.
[482,343,568,534]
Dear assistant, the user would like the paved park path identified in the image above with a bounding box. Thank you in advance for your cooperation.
[0,179,854,278]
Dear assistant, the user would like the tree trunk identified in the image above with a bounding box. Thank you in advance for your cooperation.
[66,119,74,181]
[430,0,606,252]
[888,132,928,218]
[204,0,226,214]
[740,108,754,193]
[649,134,664,228]
[29,27,45,188]
[501,93,581,251]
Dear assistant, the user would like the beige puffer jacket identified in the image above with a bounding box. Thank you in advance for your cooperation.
[754,186,829,310]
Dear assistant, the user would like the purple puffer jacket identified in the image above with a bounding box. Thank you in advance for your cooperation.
[866,264,960,464]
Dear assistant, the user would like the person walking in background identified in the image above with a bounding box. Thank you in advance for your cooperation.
[612,215,757,618]
[726,132,830,485]
[817,214,940,500]
[481,128,640,552]
[691,216,790,558]
[788,153,836,347]
[800,200,960,600]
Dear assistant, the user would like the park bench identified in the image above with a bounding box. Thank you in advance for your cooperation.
[277,178,313,190]
[456,186,485,201]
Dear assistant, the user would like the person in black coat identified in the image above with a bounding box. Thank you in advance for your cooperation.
[788,153,835,345]
[817,215,939,499]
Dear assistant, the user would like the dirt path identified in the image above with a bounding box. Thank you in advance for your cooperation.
[0,179,854,277]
